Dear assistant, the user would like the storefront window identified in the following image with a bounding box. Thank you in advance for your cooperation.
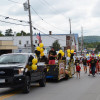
[19,40,21,45]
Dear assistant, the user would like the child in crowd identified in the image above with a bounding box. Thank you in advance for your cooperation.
[76,63,81,79]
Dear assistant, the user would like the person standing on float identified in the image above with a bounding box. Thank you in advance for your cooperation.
[48,47,57,65]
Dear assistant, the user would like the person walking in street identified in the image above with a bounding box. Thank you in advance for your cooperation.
[82,57,87,73]
[48,47,57,65]
[88,56,92,76]
[75,57,80,66]
[76,63,81,79]
[96,56,100,74]
[89,56,97,77]
[80,57,83,67]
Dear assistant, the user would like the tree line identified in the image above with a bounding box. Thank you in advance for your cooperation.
[83,42,100,53]
[0,29,30,36]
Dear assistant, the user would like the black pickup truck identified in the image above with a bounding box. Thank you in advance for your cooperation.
[0,53,47,93]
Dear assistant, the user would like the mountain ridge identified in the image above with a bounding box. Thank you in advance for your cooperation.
[79,36,100,43]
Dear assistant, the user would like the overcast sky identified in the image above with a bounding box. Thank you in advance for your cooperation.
[0,0,100,36]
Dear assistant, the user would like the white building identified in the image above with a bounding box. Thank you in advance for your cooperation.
[0,34,79,54]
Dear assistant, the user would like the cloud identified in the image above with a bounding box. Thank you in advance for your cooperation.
[0,0,100,36]
[7,4,28,16]
[92,0,100,17]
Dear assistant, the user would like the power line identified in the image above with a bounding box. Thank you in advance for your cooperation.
[8,0,22,4]
[39,0,60,15]
[33,22,62,35]
[8,0,68,32]
[41,0,67,18]
[0,19,66,41]
[4,1,68,41]
[0,14,65,35]
[40,0,70,32]
[32,26,66,41]
[31,6,67,32]
[38,0,57,15]
[42,0,50,6]
[31,6,43,20]
[33,19,67,34]
[33,22,66,35]
[0,19,29,26]
[0,14,29,23]
[7,0,66,32]
[7,0,30,26]
[33,23,50,32]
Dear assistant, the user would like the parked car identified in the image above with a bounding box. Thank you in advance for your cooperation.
[0,53,47,93]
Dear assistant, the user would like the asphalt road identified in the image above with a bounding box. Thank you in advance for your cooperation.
[0,67,100,100]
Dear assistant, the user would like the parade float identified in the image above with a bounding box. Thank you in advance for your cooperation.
[66,49,75,78]
[46,50,69,81]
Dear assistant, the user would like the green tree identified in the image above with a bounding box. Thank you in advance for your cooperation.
[0,31,4,36]
[83,42,100,51]
[52,40,61,51]
[21,30,27,36]
[16,31,27,36]
[26,33,30,36]
[95,43,100,53]
[16,32,21,36]
[5,29,13,36]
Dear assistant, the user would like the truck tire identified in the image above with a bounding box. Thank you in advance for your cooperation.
[39,72,46,87]
[55,79,59,82]
[55,77,60,82]
[23,76,30,93]
[65,74,69,80]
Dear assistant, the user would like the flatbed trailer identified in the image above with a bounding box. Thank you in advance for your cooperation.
[46,60,69,81]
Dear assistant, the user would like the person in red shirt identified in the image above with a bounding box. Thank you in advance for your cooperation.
[97,57,100,74]
[48,47,57,65]
[88,56,92,76]
[96,56,100,74]
[76,63,81,79]
[89,56,97,77]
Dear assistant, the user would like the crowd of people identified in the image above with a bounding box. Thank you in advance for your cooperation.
[43,47,100,79]
[75,56,100,78]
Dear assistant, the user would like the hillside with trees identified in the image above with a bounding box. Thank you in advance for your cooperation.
[79,36,100,43]
[79,36,100,53]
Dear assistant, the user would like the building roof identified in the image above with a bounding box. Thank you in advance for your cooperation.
[0,33,79,48]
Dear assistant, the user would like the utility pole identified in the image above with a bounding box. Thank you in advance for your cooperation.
[69,18,71,35]
[27,0,34,53]
[81,26,83,56]
[69,18,72,49]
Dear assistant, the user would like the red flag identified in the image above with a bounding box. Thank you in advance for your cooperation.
[36,33,41,44]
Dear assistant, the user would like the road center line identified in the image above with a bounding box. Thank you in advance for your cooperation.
[0,91,21,100]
